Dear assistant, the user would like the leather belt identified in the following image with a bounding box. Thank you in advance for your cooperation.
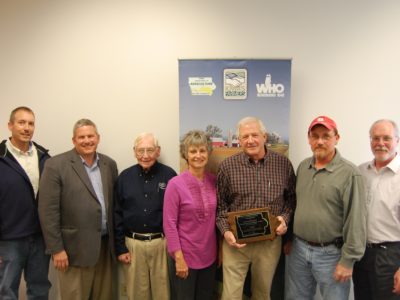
[125,232,163,241]
[297,236,343,248]
[366,241,400,249]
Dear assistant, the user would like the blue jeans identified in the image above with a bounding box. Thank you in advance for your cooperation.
[0,234,51,300]
[285,237,350,300]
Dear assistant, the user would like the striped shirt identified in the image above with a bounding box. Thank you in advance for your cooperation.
[216,150,296,234]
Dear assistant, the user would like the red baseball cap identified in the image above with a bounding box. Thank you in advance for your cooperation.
[308,116,337,133]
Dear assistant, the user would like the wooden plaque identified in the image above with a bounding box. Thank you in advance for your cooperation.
[227,208,280,244]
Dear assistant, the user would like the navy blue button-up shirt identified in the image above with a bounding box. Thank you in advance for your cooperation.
[114,161,177,255]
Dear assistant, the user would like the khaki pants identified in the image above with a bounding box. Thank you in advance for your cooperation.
[57,238,113,300]
[123,236,169,300]
[221,236,281,300]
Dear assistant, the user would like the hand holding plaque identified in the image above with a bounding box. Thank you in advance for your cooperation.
[227,208,281,244]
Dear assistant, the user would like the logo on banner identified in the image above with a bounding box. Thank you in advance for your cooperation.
[188,77,216,96]
[256,74,285,98]
[223,69,247,100]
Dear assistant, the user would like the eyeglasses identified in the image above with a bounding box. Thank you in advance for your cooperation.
[309,134,336,142]
[135,147,157,156]
[370,136,395,143]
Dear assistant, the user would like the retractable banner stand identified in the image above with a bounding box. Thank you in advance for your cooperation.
[179,59,291,172]
[178,59,291,299]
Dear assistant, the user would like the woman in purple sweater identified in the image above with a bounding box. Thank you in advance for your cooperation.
[163,130,217,300]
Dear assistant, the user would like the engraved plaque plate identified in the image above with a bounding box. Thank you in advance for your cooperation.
[227,208,280,244]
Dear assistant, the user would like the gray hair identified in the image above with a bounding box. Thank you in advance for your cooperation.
[369,119,399,138]
[133,132,159,149]
[73,119,98,137]
[180,130,212,161]
[236,116,267,138]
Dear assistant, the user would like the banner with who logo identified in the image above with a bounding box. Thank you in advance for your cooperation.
[179,59,291,172]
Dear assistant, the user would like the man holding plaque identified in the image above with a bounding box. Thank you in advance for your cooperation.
[286,116,366,300]
[353,119,400,300]
[216,116,296,300]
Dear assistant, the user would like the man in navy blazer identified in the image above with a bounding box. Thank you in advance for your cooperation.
[39,119,118,300]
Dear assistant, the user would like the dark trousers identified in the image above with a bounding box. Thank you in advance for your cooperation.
[353,243,400,300]
[168,256,216,300]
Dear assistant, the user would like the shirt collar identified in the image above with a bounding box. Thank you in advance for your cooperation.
[80,153,99,168]
[241,147,269,165]
[6,139,34,156]
[367,153,400,174]
[308,149,341,172]
[138,161,159,175]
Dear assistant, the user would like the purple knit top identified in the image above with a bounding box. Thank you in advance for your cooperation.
[163,170,217,269]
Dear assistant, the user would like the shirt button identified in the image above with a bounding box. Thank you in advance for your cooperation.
[144,224,147,227]
[144,209,147,212]
[145,194,148,197]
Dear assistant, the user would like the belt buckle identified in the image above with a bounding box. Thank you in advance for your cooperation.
[367,242,387,249]
[146,234,152,242]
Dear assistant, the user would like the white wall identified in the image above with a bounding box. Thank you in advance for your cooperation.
[2,0,400,171]
[1,0,400,299]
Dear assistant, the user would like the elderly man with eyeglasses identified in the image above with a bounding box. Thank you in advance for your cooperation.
[114,132,177,300]
[286,116,367,300]
[353,119,400,300]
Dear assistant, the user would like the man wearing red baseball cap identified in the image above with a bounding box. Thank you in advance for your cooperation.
[286,116,366,300]
[307,116,337,133]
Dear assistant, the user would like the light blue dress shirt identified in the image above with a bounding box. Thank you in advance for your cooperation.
[82,154,107,236]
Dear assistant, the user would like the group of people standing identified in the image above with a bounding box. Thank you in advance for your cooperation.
[0,106,399,300]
